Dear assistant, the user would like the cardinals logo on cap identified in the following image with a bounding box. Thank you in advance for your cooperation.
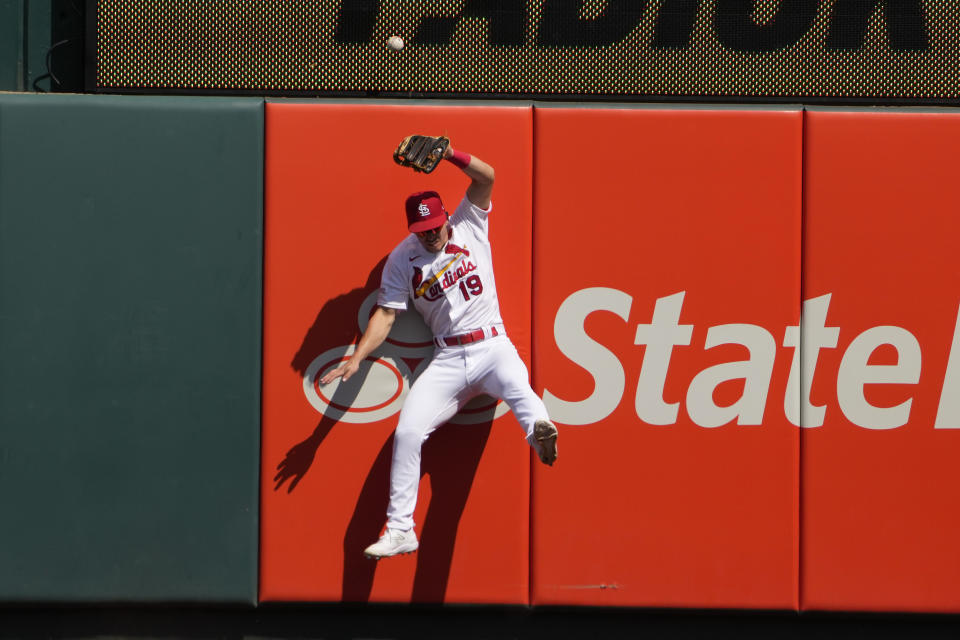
[406,191,446,232]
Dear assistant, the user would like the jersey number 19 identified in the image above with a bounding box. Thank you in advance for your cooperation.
[458,275,483,300]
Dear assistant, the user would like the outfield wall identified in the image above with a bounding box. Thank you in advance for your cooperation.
[2,93,959,612]
[0,94,262,603]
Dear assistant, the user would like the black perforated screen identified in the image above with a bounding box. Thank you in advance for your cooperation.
[88,1,960,102]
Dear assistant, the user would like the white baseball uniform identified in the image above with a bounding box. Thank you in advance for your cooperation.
[377,195,550,531]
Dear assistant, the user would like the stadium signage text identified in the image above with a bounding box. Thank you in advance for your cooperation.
[335,0,927,52]
[545,289,960,429]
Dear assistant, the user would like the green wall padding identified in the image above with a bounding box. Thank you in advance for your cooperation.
[0,94,263,603]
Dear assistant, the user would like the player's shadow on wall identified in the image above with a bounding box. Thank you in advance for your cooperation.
[275,257,494,603]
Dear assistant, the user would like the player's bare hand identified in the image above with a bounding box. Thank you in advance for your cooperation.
[319,359,360,385]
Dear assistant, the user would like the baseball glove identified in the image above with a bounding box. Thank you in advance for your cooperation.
[394,135,450,174]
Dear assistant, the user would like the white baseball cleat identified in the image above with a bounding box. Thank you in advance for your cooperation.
[533,420,558,466]
[363,528,419,559]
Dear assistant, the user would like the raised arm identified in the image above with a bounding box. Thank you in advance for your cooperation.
[319,306,396,384]
[444,144,495,209]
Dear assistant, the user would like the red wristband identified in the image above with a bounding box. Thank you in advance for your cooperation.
[446,149,471,169]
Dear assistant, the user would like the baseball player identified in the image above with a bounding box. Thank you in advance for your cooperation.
[320,136,558,559]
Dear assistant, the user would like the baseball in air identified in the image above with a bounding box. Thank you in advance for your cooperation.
[387,36,404,51]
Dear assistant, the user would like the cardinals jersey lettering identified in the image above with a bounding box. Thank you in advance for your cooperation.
[378,196,503,339]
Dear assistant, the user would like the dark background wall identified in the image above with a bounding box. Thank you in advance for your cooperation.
[0,0,85,93]
[3,605,960,639]
[0,0,25,91]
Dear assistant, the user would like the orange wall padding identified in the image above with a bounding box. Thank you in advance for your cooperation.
[530,107,802,608]
[260,102,960,613]
[801,110,960,613]
[260,103,533,604]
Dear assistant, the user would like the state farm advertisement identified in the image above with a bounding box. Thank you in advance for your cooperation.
[530,107,803,609]
[541,289,960,431]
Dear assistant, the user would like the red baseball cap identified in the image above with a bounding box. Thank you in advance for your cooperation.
[405,191,447,232]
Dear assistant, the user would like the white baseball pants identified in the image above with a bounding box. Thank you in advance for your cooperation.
[386,334,548,531]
